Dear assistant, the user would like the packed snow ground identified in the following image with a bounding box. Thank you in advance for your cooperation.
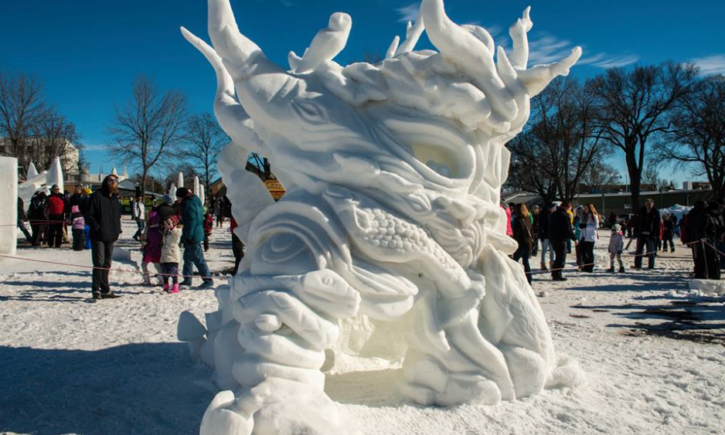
[1,218,723,435]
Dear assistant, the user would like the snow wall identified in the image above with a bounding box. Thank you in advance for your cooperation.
[0,157,18,256]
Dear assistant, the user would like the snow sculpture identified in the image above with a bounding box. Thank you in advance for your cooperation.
[26,162,38,179]
[181,0,583,433]
[178,172,185,189]
[194,176,201,198]
[169,183,178,200]
[46,157,64,193]
[0,157,18,256]
[18,157,64,207]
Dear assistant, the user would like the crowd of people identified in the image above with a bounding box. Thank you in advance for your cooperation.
[18,185,94,250]
[16,178,723,296]
[506,197,725,285]
[15,176,247,302]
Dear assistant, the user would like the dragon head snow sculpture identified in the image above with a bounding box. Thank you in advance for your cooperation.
[180,0,583,433]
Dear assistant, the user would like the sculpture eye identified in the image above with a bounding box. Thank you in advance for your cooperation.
[410,142,458,178]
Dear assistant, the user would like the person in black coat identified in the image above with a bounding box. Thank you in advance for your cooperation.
[17,197,32,243]
[662,214,676,252]
[512,204,534,285]
[69,185,86,208]
[699,202,723,280]
[531,205,541,256]
[28,192,49,246]
[85,175,123,300]
[549,202,575,281]
[633,199,661,270]
[157,194,178,223]
[684,201,707,278]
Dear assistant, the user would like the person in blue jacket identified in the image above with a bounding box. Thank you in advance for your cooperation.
[176,187,213,288]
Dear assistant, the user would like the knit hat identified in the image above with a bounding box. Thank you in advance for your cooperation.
[612,224,621,232]
[83,188,92,195]
[176,187,190,198]
[163,215,181,234]
[163,194,174,204]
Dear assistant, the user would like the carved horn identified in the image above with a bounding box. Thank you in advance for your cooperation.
[180,27,264,154]
[420,0,518,122]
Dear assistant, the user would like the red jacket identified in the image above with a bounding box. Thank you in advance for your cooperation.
[203,214,214,235]
[47,195,66,216]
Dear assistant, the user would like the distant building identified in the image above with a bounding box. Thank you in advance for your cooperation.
[505,187,715,216]
[682,181,711,191]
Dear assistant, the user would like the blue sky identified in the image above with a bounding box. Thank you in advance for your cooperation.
[1,0,723,182]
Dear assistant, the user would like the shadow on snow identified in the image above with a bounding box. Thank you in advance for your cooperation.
[0,343,213,435]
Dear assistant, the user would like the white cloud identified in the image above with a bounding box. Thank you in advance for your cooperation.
[524,32,638,69]
[82,144,109,152]
[480,24,502,38]
[579,53,639,69]
[396,3,419,23]
[691,55,725,76]
[527,34,573,65]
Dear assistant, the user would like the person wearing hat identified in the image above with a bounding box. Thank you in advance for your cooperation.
[157,194,177,223]
[176,187,213,288]
[46,184,67,248]
[85,175,123,300]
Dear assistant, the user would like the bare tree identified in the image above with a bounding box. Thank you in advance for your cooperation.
[32,109,82,178]
[579,159,621,193]
[588,62,697,209]
[107,75,188,193]
[507,130,558,203]
[182,112,228,196]
[656,75,725,198]
[641,161,674,192]
[0,72,47,172]
[507,78,608,203]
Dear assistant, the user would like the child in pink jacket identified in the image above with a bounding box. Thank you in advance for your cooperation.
[71,205,85,251]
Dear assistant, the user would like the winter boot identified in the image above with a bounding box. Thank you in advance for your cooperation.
[172,283,180,293]
[163,284,170,293]
[540,262,548,271]
[549,261,554,270]
[608,265,615,273]
[618,266,625,273]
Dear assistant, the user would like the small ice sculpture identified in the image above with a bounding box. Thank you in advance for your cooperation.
[180,0,583,433]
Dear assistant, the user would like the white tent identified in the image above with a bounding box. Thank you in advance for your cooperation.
[661,204,692,222]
